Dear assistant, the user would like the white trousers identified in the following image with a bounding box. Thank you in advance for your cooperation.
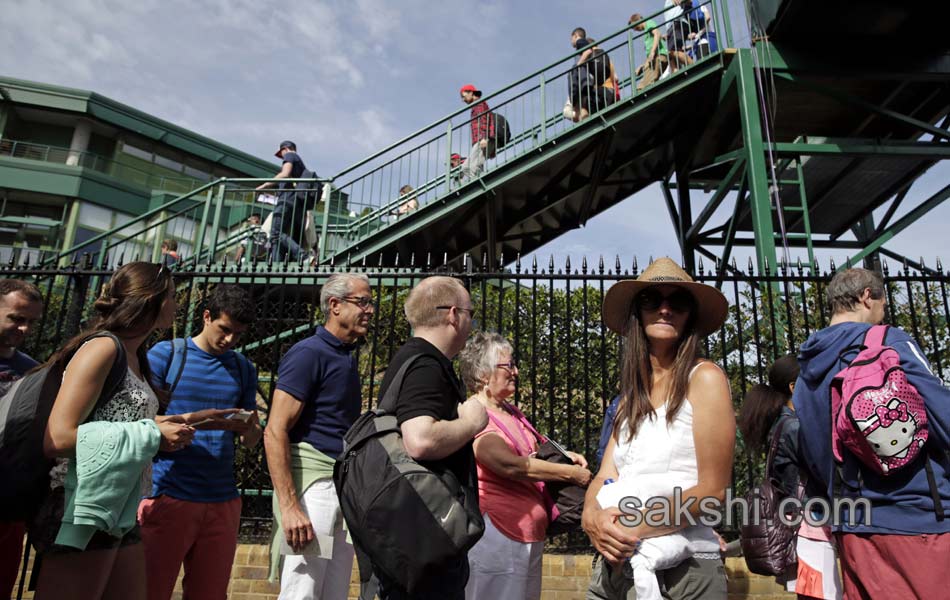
[461,142,486,182]
[465,514,544,600]
[279,479,355,600]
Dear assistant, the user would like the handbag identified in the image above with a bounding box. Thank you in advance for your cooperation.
[491,404,587,535]
[739,416,799,575]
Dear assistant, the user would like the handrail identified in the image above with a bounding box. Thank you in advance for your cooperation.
[45,177,328,265]
[317,0,728,263]
[330,1,702,182]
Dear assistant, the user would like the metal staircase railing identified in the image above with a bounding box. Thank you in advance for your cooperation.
[33,0,737,270]
[314,0,736,263]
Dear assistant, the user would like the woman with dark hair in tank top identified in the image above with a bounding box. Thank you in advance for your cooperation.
[585,258,734,600]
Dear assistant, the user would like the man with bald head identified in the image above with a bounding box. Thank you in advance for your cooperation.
[372,276,487,599]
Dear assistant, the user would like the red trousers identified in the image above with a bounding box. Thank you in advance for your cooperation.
[836,531,950,599]
[138,495,241,600]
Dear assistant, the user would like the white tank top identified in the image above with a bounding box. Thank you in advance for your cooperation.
[612,363,720,554]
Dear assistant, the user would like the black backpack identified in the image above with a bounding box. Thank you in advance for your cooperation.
[585,48,611,86]
[0,332,127,522]
[492,113,512,150]
[333,354,484,597]
[739,416,799,575]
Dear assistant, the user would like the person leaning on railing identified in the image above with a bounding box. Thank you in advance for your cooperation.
[458,332,591,600]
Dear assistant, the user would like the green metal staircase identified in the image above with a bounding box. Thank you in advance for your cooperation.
[42,0,739,270]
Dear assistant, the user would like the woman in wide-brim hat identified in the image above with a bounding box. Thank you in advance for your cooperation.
[584,258,735,600]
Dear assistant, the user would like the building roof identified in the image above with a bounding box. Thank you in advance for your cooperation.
[0,75,277,177]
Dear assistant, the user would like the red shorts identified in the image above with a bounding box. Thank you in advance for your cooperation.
[836,531,950,599]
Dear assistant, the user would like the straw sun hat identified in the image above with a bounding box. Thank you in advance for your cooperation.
[602,257,728,336]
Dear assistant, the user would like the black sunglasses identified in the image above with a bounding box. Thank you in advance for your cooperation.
[635,288,695,313]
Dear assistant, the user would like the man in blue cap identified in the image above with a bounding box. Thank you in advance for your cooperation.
[257,140,314,261]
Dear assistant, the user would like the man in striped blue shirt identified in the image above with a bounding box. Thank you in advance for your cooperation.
[139,284,262,600]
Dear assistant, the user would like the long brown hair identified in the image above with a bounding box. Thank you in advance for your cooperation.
[44,262,173,389]
[737,354,799,453]
[613,298,701,442]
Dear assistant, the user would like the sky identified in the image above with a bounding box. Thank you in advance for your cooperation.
[2,0,947,272]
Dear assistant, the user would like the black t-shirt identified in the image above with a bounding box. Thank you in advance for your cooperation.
[278,151,306,190]
[377,337,474,488]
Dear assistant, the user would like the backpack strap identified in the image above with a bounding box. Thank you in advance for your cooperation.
[376,354,427,413]
[85,331,128,408]
[165,338,188,397]
[863,325,890,349]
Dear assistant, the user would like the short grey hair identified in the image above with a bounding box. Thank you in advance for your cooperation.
[458,331,513,394]
[320,273,370,315]
[826,268,885,315]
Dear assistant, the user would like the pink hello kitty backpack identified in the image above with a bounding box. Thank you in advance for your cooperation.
[830,325,928,475]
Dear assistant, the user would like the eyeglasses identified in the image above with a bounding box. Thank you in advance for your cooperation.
[342,296,376,310]
[436,305,477,318]
[635,288,695,313]
[496,361,517,372]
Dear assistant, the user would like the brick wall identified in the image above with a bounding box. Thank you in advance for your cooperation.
[11,545,793,600]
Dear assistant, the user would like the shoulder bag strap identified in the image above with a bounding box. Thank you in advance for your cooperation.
[377,354,425,414]
[485,409,534,456]
[765,415,790,483]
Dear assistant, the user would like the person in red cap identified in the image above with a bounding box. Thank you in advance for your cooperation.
[459,85,495,183]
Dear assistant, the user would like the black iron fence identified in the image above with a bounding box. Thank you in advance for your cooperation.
[5,254,949,548]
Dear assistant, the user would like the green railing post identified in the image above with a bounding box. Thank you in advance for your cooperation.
[318,182,332,263]
[192,186,214,261]
[628,28,637,95]
[539,74,547,144]
[443,123,453,196]
[151,211,169,263]
[721,0,734,48]
[206,183,227,263]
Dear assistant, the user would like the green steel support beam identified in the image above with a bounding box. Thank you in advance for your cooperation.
[685,157,745,241]
[675,166,694,272]
[875,185,911,236]
[192,186,215,263]
[844,183,950,269]
[717,175,747,278]
[661,178,682,254]
[735,48,778,274]
[772,142,950,159]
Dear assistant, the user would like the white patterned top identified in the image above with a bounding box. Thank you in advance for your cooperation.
[50,367,159,494]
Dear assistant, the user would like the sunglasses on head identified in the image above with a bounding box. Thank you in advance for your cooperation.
[635,288,695,313]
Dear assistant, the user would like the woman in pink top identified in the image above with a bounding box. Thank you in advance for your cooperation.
[459,332,592,600]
